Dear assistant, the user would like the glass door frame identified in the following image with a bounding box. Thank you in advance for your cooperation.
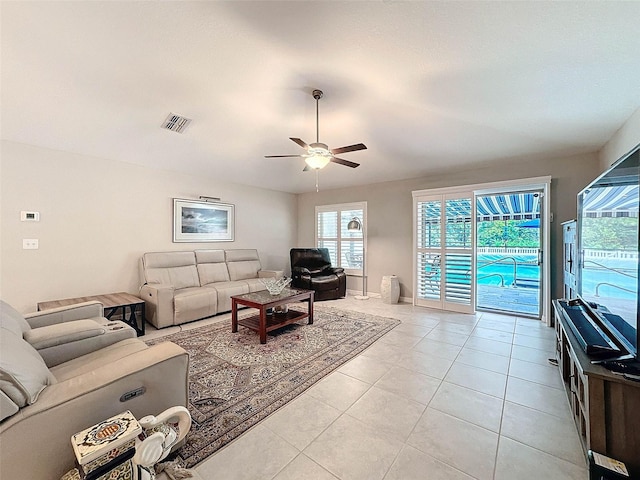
[475,188,544,319]
[413,176,552,325]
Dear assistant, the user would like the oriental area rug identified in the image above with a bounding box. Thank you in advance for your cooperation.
[146,305,400,468]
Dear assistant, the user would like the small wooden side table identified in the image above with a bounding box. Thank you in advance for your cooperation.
[37,292,146,336]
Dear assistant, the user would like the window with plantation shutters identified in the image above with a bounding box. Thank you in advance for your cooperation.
[316,203,366,276]
[416,199,442,301]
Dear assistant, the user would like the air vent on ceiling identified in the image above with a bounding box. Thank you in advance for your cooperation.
[161,113,192,134]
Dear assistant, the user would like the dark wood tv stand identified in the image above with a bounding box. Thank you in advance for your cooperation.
[552,299,640,474]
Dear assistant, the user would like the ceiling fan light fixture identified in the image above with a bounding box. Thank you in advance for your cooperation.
[305,155,331,169]
[305,142,331,169]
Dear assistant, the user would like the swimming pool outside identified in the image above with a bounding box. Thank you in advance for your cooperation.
[476,254,540,287]
[581,257,637,301]
[429,249,637,317]
[475,253,540,317]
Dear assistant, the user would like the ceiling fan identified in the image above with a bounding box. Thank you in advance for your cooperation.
[265,89,367,171]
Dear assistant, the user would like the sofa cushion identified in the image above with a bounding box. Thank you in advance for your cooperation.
[198,263,231,285]
[146,265,200,289]
[0,326,55,408]
[244,278,268,293]
[23,319,105,350]
[226,249,262,281]
[50,337,148,381]
[225,249,260,263]
[1,300,31,335]
[196,250,231,285]
[195,249,226,264]
[143,252,200,289]
[209,282,249,312]
[143,251,196,269]
[228,261,261,281]
[173,287,217,324]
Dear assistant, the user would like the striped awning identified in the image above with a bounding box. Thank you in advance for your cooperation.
[582,185,639,217]
[417,194,541,222]
[476,193,540,221]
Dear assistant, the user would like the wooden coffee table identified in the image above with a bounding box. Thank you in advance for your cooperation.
[37,292,146,336]
[231,288,314,344]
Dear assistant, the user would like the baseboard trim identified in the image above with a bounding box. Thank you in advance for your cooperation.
[346,289,380,298]
[345,290,412,304]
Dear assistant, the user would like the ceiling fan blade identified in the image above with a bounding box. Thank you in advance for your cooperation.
[331,157,360,168]
[290,137,309,149]
[330,143,367,155]
[264,154,304,158]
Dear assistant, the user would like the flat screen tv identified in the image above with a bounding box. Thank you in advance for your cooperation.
[577,143,640,363]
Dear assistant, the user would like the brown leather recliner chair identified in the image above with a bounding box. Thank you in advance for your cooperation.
[290,248,347,301]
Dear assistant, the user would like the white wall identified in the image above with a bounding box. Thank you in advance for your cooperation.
[297,152,601,302]
[1,141,297,312]
[599,107,640,170]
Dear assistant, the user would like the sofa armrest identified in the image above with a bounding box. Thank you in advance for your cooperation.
[0,341,189,480]
[292,266,311,277]
[23,320,138,368]
[258,269,284,279]
[328,267,345,275]
[23,319,105,350]
[24,301,104,328]
[140,283,175,329]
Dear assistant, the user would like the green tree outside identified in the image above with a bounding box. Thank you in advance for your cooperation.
[581,217,638,250]
[477,220,539,248]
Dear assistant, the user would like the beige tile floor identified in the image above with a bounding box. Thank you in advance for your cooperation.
[145,296,588,480]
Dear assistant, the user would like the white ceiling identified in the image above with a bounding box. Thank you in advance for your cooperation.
[2,1,639,194]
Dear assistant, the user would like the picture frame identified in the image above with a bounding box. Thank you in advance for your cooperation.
[173,198,235,242]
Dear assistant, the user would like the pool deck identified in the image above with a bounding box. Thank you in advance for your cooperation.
[477,283,540,317]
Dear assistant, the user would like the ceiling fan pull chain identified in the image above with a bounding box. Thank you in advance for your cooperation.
[316,170,319,192]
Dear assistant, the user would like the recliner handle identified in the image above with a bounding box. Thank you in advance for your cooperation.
[120,386,146,402]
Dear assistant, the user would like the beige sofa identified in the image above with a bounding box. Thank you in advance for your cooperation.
[139,249,283,329]
[0,300,189,480]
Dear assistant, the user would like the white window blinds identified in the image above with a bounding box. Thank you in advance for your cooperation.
[316,203,366,275]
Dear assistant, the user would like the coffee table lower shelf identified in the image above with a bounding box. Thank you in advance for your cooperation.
[237,309,308,333]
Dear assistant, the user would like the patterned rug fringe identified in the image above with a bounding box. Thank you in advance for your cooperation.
[155,460,193,479]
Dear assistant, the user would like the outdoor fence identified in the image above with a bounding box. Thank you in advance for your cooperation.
[583,249,639,260]
[477,247,539,255]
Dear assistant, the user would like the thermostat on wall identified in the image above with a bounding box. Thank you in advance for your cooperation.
[20,211,40,222]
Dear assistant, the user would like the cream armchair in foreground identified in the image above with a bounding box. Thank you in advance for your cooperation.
[0,300,189,480]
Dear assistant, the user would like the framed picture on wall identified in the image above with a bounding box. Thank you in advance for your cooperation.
[173,198,235,242]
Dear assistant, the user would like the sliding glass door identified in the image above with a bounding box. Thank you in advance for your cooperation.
[475,190,543,318]
[413,177,551,323]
